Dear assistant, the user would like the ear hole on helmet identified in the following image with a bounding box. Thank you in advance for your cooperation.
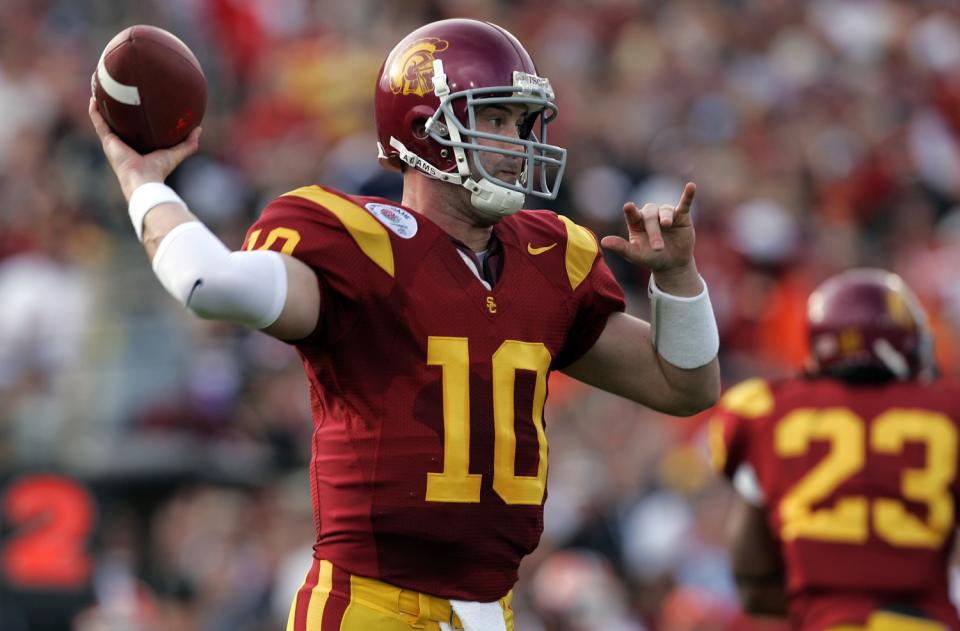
[402,105,441,143]
[412,118,429,140]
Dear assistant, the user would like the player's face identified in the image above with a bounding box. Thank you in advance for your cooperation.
[470,104,531,184]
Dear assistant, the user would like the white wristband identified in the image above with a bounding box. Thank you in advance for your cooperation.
[649,275,720,369]
[128,182,186,242]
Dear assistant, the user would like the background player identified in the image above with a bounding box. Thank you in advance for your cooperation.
[89,18,720,631]
[710,268,960,631]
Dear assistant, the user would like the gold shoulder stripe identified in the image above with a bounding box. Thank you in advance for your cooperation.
[720,378,774,419]
[282,186,395,277]
[558,215,598,291]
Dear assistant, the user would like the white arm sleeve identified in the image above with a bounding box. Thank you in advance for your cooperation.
[151,221,288,329]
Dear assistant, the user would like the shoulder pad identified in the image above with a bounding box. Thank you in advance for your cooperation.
[719,378,774,419]
[281,186,395,277]
[557,216,599,291]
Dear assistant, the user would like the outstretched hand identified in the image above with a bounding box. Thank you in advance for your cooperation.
[88,97,201,201]
[601,182,697,274]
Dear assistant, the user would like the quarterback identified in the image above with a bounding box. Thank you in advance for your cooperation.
[90,18,720,631]
[711,269,960,631]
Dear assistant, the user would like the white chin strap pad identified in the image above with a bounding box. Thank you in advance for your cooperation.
[468,178,524,218]
[152,222,288,330]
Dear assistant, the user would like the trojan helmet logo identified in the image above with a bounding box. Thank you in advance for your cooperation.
[390,38,449,96]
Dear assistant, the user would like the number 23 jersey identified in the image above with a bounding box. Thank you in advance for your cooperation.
[245,186,625,601]
[710,377,960,630]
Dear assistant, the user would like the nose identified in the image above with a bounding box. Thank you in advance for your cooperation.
[501,124,521,140]
[489,126,520,148]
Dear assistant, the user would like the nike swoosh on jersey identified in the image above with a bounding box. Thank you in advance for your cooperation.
[527,242,557,255]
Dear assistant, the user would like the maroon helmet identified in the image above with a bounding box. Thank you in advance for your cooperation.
[806,268,933,380]
[374,19,567,219]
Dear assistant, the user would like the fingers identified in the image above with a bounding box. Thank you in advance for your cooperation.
[600,234,628,257]
[155,127,202,163]
[612,183,698,266]
[676,181,696,215]
[88,97,114,141]
[623,181,696,237]
[658,204,674,228]
[640,204,664,250]
[621,202,645,232]
[623,202,666,250]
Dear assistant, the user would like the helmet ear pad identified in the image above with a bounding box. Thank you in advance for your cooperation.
[404,105,434,145]
[403,104,458,172]
[380,104,447,173]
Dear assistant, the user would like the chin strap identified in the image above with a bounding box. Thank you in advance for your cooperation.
[464,177,524,217]
[383,59,526,220]
[385,136,524,219]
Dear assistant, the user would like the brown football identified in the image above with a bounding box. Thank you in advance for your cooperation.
[92,25,206,153]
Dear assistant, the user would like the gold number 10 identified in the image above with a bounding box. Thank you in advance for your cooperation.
[426,337,551,505]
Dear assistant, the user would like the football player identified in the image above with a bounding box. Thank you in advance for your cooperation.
[710,268,960,631]
[89,18,721,631]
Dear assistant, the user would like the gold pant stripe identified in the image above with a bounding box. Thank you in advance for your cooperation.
[287,560,334,631]
[305,560,334,630]
[825,611,947,631]
[287,560,514,630]
[869,611,946,631]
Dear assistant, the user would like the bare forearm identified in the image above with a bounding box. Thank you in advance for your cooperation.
[657,355,721,415]
[563,313,720,415]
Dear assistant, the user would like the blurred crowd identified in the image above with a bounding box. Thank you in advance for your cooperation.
[3,0,960,629]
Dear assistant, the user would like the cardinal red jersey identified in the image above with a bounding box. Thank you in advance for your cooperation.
[710,377,960,631]
[244,185,625,601]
